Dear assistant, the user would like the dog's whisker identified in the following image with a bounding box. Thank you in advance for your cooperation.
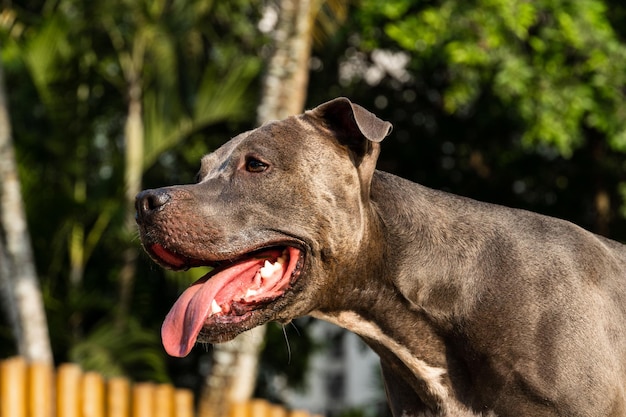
[289,320,301,337]
[281,324,292,365]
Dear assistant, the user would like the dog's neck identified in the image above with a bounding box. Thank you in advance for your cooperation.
[312,169,482,328]
[370,170,487,324]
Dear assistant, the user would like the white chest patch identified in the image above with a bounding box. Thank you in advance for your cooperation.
[310,310,449,401]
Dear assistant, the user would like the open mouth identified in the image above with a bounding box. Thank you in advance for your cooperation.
[148,243,303,357]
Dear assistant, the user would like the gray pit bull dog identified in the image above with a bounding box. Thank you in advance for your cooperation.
[135,98,626,417]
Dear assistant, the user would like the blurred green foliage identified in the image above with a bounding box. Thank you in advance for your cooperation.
[360,0,626,156]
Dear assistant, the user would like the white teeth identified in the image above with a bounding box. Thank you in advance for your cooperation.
[259,261,274,279]
[243,253,289,300]
[260,259,282,279]
[245,288,258,298]
[210,300,222,315]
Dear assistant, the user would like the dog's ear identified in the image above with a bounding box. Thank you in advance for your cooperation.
[311,97,392,167]
[307,98,393,189]
[310,97,393,151]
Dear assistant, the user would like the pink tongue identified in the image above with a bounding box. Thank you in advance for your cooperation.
[161,259,262,357]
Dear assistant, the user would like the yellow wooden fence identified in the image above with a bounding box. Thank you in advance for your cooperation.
[0,357,320,417]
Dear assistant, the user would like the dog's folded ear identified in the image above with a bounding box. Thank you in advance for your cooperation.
[311,97,393,144]
[307,97,393,198]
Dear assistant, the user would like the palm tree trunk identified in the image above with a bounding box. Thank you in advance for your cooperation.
[105,21,147,329]
[0,57,53,364]
[256,0,316,124]
[117,77,144,329]
[199,1,316,415]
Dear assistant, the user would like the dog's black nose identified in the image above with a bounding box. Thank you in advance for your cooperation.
[135,189,171,221]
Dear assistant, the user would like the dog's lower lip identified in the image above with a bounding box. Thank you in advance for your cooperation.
[149,243,189,269]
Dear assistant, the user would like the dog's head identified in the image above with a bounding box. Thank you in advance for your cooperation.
[135,97,392,356]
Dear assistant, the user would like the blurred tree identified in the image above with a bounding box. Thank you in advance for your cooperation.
[0,53,52,364]
[1,2,131,362]
[256,0,316,124]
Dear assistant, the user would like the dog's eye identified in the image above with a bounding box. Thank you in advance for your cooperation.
[245,157,268,173]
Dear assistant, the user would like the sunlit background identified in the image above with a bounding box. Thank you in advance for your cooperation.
[1,0,626,416]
